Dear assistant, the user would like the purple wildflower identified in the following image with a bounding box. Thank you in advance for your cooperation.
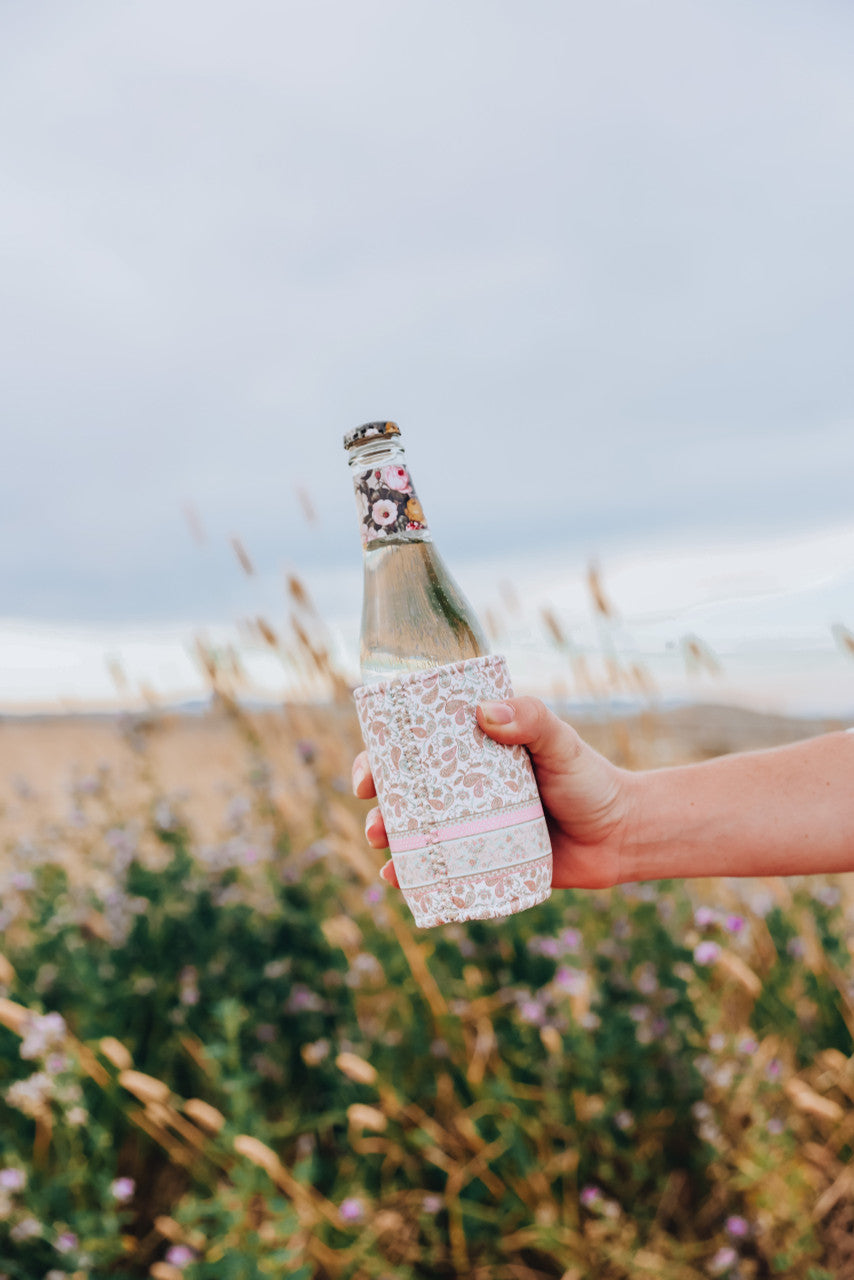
[339,1197,365,1223]
[724,914,745,934]
[725,1215,750,1237]
[179,966,200,1006]
[554,965,586,995]
[165,1244,196,1267]
[580,1185,602,1206]
[55,1232,78,1253]
[20,1011,66,1061]
[528,935,560,958]
[708,1245,738,1274]
[636,964,658,995]
[518,999,546,1026]
[0,1167,26,1192]
[694,941,721,966]
[286,985,324,1013]
[10,1217,40,1241]
[110,1177,135,1201]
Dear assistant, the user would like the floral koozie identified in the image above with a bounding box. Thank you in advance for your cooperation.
[354,654,552,928]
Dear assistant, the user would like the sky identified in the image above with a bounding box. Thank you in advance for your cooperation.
[2,2,854,710]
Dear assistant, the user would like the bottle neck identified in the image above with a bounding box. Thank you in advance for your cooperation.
[348,439,431,552]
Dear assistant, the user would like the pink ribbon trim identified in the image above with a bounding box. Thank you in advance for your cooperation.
[388,801,545,854]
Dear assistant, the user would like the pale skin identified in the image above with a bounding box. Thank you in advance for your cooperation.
[351,698,854,887]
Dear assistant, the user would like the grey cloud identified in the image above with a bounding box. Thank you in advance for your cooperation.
[2,0,853,622]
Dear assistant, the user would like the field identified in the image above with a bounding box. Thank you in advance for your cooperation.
[1,675,853,1279]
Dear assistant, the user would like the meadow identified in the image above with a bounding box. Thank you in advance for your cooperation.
[1,584,853,1280]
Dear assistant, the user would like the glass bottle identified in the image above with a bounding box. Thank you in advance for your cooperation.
[344,421,488,684]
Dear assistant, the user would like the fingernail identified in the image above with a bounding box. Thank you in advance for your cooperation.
[352,761,367,795]
[380,860,393,883]
[365,808,380,840]
[479,700,514,726]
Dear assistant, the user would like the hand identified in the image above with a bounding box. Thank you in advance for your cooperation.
[351,696,635,890]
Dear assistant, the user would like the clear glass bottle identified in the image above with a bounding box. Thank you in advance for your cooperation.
[344,421,488,684]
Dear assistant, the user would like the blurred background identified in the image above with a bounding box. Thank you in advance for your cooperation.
[4,7,854,1279]
[2,0,853,717]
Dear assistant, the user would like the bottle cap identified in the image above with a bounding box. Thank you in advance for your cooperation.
[343,421,401,450]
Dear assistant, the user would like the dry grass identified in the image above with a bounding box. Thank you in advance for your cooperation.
[1,557,853,1278]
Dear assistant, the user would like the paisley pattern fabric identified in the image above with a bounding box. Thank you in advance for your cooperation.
[354,655,553,928]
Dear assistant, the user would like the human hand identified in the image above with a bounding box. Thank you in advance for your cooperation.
[351,697,634,890]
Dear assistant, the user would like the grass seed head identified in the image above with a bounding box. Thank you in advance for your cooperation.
[230,537,255,576]
[184,1098,226,1133]
[233,1134,284,1179]
[587,561,616,619]
[336,1051,378,1086]
[151,1264,184,1280]
[100,1037,133,1070]
[347,1103,388,1132]
[119,1070,171,1106]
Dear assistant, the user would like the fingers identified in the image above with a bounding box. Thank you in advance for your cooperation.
[379,858,400,887]
[351,751,377,799]
[353,752,392,880]
[477,697,583,774]
[364,805,388,849]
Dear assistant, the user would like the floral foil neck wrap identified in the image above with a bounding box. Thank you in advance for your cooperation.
[343,420,401,450]
[352,463,430,548]
[354,655,553,928]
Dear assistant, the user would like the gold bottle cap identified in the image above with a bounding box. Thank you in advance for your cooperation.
[343,421,401,450]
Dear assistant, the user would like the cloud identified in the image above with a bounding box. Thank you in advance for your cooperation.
[1,0,853,622]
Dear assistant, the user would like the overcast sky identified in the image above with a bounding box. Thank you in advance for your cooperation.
[2,0,853,628]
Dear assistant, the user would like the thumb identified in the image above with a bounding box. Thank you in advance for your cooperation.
[479,697,628,864]
[476,696,585,775]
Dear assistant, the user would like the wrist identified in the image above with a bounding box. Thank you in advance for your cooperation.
[616,765,702,885]
[615,769,656,885]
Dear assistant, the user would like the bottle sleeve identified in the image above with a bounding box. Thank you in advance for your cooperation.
[354,654,552,928]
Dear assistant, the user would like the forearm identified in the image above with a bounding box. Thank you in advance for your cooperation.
[621,730,854,883]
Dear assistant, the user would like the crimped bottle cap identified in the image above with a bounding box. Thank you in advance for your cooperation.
[343,420,401,450]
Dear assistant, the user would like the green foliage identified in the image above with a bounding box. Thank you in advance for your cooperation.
[754,895,851,1067]
[0,741,851,1279]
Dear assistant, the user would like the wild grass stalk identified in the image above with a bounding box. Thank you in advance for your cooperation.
[0,544,849,1278]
